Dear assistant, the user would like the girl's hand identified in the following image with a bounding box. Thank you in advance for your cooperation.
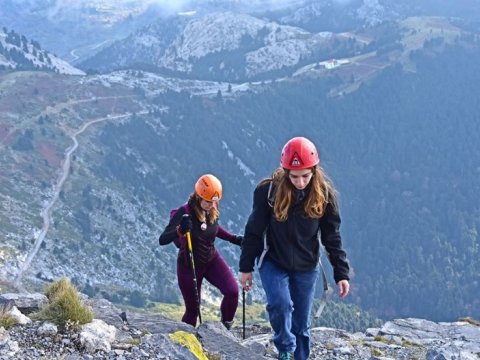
[338,280,350,298]
[240,272,253,291]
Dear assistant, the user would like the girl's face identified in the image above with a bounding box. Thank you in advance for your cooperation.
[288,169,313,190]
[200,199,216,211]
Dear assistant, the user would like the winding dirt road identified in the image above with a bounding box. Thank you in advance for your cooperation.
[14,109,147,288]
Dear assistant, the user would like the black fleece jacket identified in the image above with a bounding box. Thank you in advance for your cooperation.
[239,182,350,283]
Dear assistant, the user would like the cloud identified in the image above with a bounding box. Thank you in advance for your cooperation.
[149,0,310,13]
[149,0,192,13]
[9,0,356,19]
[332,0,355,4]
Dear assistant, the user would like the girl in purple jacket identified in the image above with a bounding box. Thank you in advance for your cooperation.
[159,174,242,328]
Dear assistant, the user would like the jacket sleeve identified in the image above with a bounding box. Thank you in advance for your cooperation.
[158,206,186,247]
[216,226,242,245]
[239,182,271,272]
[319,202,350,283]
[216,226,233,240]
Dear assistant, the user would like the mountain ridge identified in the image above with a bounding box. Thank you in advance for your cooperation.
[79,11,357,81]
[1,5,479,327]
[0,28,84,75]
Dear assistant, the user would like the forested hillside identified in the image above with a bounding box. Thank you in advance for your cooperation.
[220,39,480,321]
[1,17,479,328]
[97,38,480,321]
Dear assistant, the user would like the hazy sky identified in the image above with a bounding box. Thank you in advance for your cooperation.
[148,0,355,13]
[8,0,355,12]
[148,0,311,13]
[6,0,356,19]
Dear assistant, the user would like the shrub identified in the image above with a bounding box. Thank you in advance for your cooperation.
[127,338,140,346]
[31,278,93,328]
[128,290,146,308]
[0,313,17,329]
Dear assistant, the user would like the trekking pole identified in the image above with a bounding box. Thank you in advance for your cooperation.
[314,245,333,319]
[242,288,246,339]
[185,228,202,325]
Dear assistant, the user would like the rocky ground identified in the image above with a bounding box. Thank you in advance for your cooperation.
[1,292,480,359]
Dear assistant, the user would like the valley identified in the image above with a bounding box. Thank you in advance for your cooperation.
[1,2,479,327]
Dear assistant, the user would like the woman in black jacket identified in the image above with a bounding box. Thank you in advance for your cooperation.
[239,137,350,360]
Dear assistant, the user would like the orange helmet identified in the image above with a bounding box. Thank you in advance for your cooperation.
[195,174,223,201]
[280,137,319,170]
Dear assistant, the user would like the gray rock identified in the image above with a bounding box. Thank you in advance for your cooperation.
[86,298,193,335]
[140,333,200,359]
[0,293,48,314]
[8,306,31,325]
[79,319,116,353]
[197,321,268,359]
[0,299,14,314]
[0,327,19,357]
[2,293,480,360]
[37,322,58,336]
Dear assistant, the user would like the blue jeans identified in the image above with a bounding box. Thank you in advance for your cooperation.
[259,259,319,360]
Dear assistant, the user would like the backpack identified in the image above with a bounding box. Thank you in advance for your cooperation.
[169,203,191,220]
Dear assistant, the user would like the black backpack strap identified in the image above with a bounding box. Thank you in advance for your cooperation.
[266,179,275,208]
[314,236,333,318]
[256,179,274,269]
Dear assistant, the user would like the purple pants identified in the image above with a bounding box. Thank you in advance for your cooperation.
[177,250,239,327]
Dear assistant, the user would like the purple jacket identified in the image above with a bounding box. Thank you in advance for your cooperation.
[159,204,241,267]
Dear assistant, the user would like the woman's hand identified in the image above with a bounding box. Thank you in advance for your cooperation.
[240,272,253,291]
[337,279,350,298]
[231,235,243,246]
[179,214,192,234]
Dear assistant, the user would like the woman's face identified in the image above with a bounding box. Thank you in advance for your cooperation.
[200,199,216,211]
[288,169,314,190]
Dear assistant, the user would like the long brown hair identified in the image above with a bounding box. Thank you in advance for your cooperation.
[259,166,337,222]
[188,193,220,223]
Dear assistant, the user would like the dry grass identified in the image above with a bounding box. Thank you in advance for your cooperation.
[31,277,93,329]
[152,300,269,326]
[0,313,17,329]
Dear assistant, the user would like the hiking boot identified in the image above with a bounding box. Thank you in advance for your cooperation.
[278,352,294,360]
[221,319,234,330]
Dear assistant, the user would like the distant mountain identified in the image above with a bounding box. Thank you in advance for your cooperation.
[2,0,480,65]
[78,0,480,81]
[79,11,365,81]
[0,9,479,326]
[0,27,84,75]
[0,0,166,63]
[273,0,480,32]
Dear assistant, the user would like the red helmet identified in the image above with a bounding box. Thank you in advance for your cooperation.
[195,174,222,201]
[280,137,319,169]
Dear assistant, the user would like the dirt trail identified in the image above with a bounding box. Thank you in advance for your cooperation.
[14,108,147,289]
